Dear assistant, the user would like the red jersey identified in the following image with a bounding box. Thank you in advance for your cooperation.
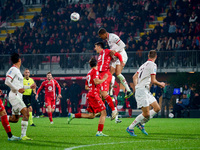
[85,68,100,95]
[37,79,61,99]
[97,49,123,72]
[97,49,112,72]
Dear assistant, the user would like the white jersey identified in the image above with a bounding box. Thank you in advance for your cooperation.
[107,33,126,52]
[6,66,23,93]
[135,60,157,88]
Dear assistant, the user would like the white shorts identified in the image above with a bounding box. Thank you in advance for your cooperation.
[135,87,156,108]
[110,50,128,69]
[9,92,26,115]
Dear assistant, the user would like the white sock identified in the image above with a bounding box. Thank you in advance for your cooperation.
[115,107,118,120]
[109,76,115,95]
[129,114,145,129]
[117,74,131,92]
[7,115,10,121]
[150,109,157,119]
[140,117,149,125]
[72,114,75,118]
[21,120,28,137]
[112,109,117,113]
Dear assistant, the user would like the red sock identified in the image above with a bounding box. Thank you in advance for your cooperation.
[128,109,132,117]
[75,113,82,118]
[1,115,11,133]
[105,95,115,111]
[48,112,53,122]
[98,124,104,132]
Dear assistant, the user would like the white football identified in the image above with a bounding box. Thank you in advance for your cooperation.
[70,12,80,21]
[169,113,174,118]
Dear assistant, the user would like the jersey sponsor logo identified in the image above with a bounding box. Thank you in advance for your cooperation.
[48,86,53,91]
[154,68,157,73]
[8,70,12,74]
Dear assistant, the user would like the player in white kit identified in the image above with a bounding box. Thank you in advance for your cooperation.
[98,28,133,99]
[5,53,36,140]
[126,50,165,136]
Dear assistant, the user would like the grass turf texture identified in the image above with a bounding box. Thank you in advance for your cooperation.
[0,117,200,150]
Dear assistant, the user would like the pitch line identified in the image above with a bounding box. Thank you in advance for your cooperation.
[65,139,197,150]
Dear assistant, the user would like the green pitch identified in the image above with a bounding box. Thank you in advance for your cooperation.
[1,117,200,150]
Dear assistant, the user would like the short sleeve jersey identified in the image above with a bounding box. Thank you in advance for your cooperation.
[6,66,23,92]
[97,49,112,72]
[23,77,34,95]
[37,79,61,99]
[107,33,125,52]
[135,60,157,88]
[85,68,100,95]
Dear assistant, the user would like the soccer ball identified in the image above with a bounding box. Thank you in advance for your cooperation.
[70,12,80,21]
[169,113,174,118]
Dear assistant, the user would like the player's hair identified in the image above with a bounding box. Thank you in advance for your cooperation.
[47,72,52,75]
[95,42,104,49]
[24,68,29,71]
[11,53,20,64]
[148,50,157,59]
[98,28,107,35]
[89,57,97,68]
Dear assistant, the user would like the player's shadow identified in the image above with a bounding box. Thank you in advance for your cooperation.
[16,140,81,147]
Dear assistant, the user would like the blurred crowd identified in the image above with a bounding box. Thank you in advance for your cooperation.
[0,0,200,68]
[0,0,23,22]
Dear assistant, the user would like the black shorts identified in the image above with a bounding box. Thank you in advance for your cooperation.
[23,95,32,108]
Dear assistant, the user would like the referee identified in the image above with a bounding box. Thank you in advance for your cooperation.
[23,69,36,126]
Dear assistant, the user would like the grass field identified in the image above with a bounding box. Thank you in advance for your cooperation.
[1,117,200,150]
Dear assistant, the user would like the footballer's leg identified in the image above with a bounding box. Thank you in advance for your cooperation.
[68,113,95,124]
[0,109,21,141]
[20,107,32,140]
[126,106,150,136]
[28,106,35,126]
[109,76,122,123]
[96,110,108,136]
[47,105,53,124]
[149,101,161,119]
[101,91,118,121]
[115,65,133,99]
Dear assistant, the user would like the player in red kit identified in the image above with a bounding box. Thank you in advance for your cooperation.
[68,58,109,136]
[35,72,62,124]
[0,89,21,141]
[94,41,124,120]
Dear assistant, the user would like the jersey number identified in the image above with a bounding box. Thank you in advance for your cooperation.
[139,68,144,78]
[87,75,92,87]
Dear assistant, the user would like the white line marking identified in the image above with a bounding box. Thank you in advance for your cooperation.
[64,139,200,150]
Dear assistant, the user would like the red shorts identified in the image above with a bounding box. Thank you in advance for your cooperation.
[99,71,112,91]
[45,97,56,109]
[86,93,106,113]
[0,99,5,112]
